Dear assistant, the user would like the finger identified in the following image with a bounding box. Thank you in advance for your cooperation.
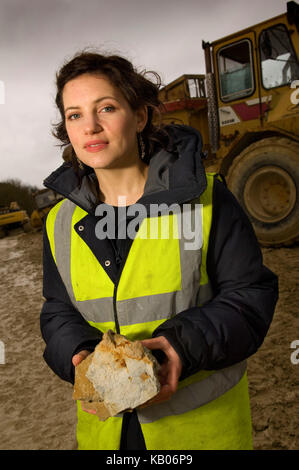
[140,362,178,409]
[167,356,180,389]
[154,384,173,403]
[140,336,167,352]
[167,368,179,394]
[141,337,181,370]
[140,338,168,365]
[80,401,97,415]
[72,350,91,367]
[139,384,173,408]
[157,363,168,383]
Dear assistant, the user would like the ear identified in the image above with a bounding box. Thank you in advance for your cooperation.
[136,105,148,132]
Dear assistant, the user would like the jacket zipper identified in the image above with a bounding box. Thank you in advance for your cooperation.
[111,240,133,335]
[113,285,121,334]
[113,250,122,334]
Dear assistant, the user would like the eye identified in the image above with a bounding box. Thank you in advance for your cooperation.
[101,105,115,113]
[67,113,80,120]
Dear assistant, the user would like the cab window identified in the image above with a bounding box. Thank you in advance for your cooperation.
[218,39,254,102]
[259,24,299,89]
[187,77,206,98]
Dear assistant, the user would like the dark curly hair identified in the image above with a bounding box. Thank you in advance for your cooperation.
[52,50,169,171]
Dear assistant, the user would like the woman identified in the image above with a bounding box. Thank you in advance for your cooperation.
[41,51,278,450]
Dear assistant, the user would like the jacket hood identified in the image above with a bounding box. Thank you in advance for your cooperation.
[43,125,207,214]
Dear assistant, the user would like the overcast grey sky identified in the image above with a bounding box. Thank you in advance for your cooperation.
[0,0,289,187]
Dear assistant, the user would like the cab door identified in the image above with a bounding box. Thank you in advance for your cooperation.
[257,20,299,133]
[214,31,264,140]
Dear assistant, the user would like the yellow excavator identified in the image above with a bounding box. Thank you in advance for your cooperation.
[0,202,31,238]
[158,1,299,246]
[30,189,63,229]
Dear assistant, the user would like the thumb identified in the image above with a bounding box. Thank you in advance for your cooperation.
[72,350,91,367]
[140,337,168,364]
[141,337,166,351]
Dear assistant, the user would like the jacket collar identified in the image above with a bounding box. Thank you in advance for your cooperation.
[43,125,207,215]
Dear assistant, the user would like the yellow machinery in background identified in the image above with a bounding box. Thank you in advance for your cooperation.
[0,202,30,238]
[30,189,63,229]
[158,1,299,246]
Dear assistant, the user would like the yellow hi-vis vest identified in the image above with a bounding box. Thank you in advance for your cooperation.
[46,173,253,450]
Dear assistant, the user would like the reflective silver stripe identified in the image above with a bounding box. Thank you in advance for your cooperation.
[76,297,114,323]
[76,281,213,325]
[116,289,204,326]
[177,206,203,309]
[54,199,77,306]
[137,360,247,424]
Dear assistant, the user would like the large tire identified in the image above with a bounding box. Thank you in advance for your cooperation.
[226,137,299,246]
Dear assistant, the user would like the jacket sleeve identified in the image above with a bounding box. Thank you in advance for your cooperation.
[152,179,279,380]
[40,220,102,384]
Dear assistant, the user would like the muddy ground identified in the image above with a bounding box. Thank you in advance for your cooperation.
[0,230,298,450]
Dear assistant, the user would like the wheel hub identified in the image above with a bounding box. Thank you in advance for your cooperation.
[244,165,297,223]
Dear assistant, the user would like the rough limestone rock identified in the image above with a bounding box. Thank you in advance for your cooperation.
[73,330,160,421]
[72,351,111,421]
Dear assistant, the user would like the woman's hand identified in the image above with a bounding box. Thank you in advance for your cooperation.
[139,336,182,408]
[72,349,91,367]
[72,350,97,415]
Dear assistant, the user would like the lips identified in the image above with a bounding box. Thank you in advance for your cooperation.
[84,140,108,152]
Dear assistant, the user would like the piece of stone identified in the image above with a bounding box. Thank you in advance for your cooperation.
[73,352,100,402]
[81,400,111,421]
[73,330,160,421]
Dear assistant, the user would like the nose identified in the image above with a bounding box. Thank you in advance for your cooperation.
[84,113,103,135]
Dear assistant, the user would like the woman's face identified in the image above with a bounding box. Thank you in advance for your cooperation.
[63,73,147,170]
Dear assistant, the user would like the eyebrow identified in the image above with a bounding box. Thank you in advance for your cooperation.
[64,96,117,113]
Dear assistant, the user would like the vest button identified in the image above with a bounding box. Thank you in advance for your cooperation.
[105,260,111,267]
[78,225,84,232]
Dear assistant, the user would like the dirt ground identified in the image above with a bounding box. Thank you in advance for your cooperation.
[0,230,298,450]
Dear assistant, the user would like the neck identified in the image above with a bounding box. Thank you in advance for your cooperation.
[95,160,149,206]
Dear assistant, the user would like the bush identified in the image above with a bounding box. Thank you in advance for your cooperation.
[0,179,41,216]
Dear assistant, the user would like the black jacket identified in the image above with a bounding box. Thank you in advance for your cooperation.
[40,125,278,385]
